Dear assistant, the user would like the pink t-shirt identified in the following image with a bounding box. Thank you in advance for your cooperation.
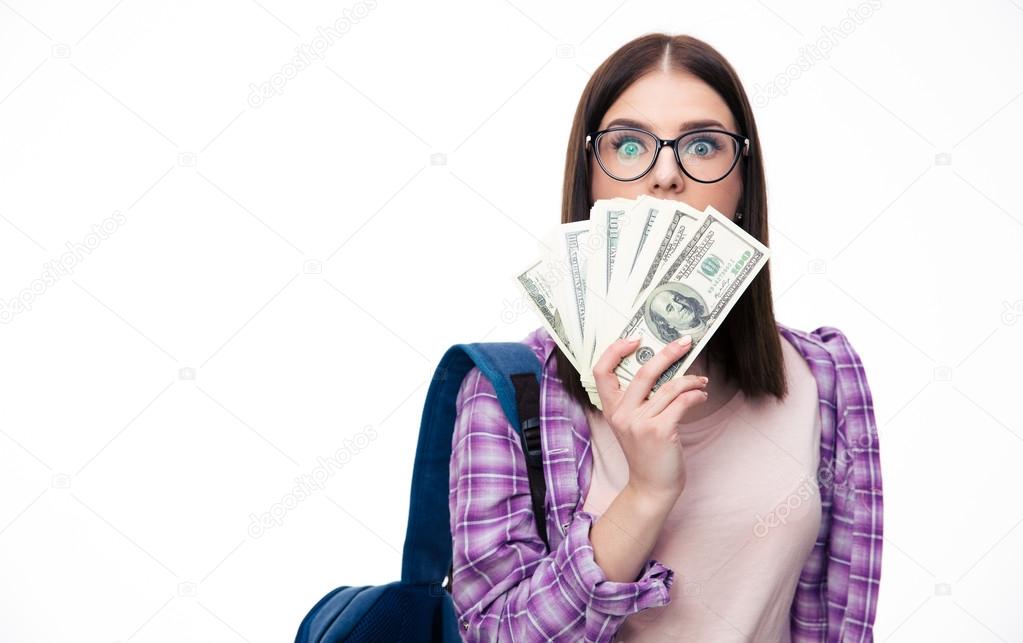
[581,336,823,642]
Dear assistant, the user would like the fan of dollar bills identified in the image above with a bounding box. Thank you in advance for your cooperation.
[513,195,771,411]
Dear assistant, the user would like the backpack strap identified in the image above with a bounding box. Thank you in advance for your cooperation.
[510,371,549,553]
[400,341,548,593]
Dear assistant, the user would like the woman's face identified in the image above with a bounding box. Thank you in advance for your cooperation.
[589,70,743,222]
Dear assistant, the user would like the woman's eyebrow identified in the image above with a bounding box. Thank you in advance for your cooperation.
[604,117,725,132]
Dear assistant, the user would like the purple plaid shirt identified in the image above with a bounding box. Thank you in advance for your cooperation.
[448,323,883,642]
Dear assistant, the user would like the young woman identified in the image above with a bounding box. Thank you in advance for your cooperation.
[449,33,882,642]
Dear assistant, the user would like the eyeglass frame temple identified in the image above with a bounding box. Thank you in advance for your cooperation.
[584,128,750,183]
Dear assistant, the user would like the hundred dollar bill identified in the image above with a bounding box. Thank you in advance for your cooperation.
[611,206,771,392]
[579,201,634,381]
[549,220,592,363]
[512,257,581,373]
[603,195,662,304]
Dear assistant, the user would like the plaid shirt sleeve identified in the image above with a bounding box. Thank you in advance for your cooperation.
[787,326,884,643]
[449,366,675,642]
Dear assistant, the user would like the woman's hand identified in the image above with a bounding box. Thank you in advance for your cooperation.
[591,336,709,502]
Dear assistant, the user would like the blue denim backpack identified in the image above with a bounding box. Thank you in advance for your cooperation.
[294,341,552,642]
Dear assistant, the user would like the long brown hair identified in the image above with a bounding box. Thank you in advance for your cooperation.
[555,32,788,410]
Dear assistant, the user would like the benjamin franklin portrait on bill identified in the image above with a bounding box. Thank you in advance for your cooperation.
[642,282,710,344]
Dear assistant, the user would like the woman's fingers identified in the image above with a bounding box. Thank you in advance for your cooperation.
[642,373,708,417]
[592,337,642,411]
[658,385,711,426]
[621,336,695,410]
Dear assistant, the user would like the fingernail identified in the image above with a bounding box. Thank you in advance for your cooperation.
[676,335,692,345]
[701,376,709,384]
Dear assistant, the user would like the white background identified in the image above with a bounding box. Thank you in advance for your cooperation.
[2,0,1022,641]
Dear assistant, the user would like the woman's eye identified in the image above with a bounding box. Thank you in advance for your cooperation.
[683,137,721,157]
[612,138,646,159]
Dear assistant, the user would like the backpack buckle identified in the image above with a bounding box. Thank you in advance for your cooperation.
[520,416,541,458]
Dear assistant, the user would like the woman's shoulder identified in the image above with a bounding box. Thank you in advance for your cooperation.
[777,321,861,360]
[776,322,869,387]
[522,325,559,368]
[453,327,558,440]
[776,321,876,448]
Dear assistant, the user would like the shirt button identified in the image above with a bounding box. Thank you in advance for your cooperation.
[462,619,469,629]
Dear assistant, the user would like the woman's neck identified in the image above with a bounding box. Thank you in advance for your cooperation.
[677,349,740,423]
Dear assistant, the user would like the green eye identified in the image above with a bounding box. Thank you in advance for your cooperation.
[620,141,640,157]
[611,137,647,163]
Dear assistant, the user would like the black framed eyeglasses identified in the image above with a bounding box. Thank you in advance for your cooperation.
[585,126,750,183]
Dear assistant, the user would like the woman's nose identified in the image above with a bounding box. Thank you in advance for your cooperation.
[648,141,685,193]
